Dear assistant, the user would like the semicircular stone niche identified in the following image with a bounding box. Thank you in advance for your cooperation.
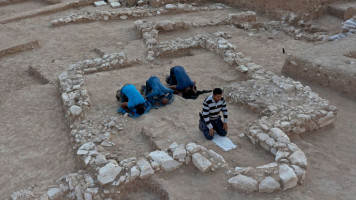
[54,18,337,197]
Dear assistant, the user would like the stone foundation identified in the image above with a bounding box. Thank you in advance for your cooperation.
[283,35,356,99]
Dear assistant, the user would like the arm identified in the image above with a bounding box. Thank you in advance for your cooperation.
[221,98,228,131]
[120,102,133,114]
[169,85,183,96]
[202,102,213,130]
[221,98,228,123]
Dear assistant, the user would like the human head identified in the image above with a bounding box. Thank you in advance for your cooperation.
[161,97,169,105]
[136,103,146,115]
[186,87,197,97]
[212,88,223,102]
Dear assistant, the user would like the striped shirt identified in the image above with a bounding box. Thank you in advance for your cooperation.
[202,95,228,129]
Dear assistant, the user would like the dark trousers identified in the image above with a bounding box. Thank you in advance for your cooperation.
[199,114,227,140]
[166,67,177,86]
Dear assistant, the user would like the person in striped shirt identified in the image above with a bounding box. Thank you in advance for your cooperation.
[199,88,228,140]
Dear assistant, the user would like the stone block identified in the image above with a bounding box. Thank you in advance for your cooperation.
[279,164,298,190]
[291,164,306,184]
[94,1,107,6]
[228,174,258,193]
[259,176,280,193]
[97,163,122,185]
[192,153,212,172]
[47,188,62,200]
[288,151,307,168]
[173,146,187,160]
[137,158,154,179]
[149,151,182,171]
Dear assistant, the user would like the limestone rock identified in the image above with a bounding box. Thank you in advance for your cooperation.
[269,128,290,143]
[120,157,136,168]
[275,150,290,162]
[317,111,335,128]
[137,158,154,179]
[159,20,174,31]
[97,163,122,185]
[130,166,140,180]
[94,1,107,6]
[173,146,187,160]
[279,164,298,190]
[192,153,212,172]
[149,150,182,171]
[47,188,62,200]
[288,151,307,168]
[70,105,82,116]
[186,143,201,154]
[228,174,258,193]
[168,141,179,152]
[208,150,226,164]
[236,65,248,72]
[291,164,306,184]
[259,176,280,193]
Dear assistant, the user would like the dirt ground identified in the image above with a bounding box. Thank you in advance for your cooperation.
[0,0,355,199]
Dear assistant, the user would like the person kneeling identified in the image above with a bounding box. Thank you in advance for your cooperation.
[199,88,228,140]
[142,76,174,108]
[116,84,150,118]
[166,66,198,99]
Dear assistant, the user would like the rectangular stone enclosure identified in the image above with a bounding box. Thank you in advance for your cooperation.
[282,35,356,99]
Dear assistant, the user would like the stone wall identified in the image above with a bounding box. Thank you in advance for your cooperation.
[213,0,355,20]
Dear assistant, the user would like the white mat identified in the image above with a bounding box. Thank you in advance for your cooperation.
[212,134,237,151]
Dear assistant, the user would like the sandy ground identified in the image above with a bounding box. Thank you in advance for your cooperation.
[0,0,355,199]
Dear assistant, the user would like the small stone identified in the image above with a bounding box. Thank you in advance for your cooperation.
[173,146,187,160]
[259,176,280,193]
[97,163,122,185]
[208,150,226,164]
[275,150,290,162]
[236,65,248,73]
[130,166,140,180]
[288,151,307,168]
[94,1,107,6]
[317,111,335,128]
[120,15,128,20]
[149,151,182,171]
[47,188,62,200]
[84,193,92,200]
[228,174,258,193]
[70,105,82,116]
[192,153,212,172]
[168,142,179,152]
[109,1,121,8]
[137,158,154,179]
[159,20,174,31]
[186,143,201,154]
[291,164,306,184]
[120,157,136,168]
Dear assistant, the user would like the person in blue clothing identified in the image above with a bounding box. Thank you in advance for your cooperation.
[166,66,198,99]
[142,76,174,108]
[116,84,147,116]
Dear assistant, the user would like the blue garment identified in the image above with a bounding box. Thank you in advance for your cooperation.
[117,101,151,119]
[145,76,174,109]
[173,66,194,91]
[121,84,145,109]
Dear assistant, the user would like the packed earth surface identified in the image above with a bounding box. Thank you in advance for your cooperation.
[1,0,356,199]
